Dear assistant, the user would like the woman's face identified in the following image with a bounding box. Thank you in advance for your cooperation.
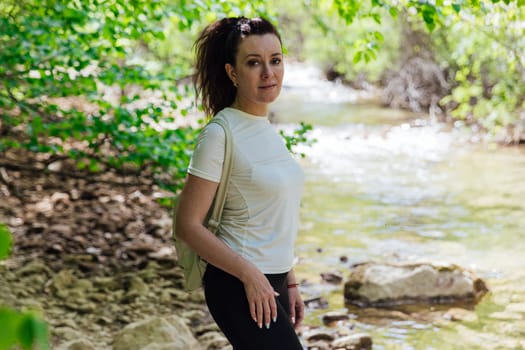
[225,33,284,116]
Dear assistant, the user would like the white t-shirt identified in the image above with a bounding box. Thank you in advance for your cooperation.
[188,107,304,274]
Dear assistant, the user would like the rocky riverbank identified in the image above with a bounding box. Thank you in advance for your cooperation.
[0,153,227,349]
[1,151,491,350]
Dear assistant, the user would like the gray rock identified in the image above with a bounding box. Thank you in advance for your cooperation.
[306,341,331,350]
[193,323,221,335]
[304,296,329,309]
[163,287,190,301]
[331,333,372,350]
[197,331,229,349]
[49,224,73,236]
[344,262,488,308]
[128,276,149,294]
[93,276,120,289]
[140,344,179,350]
[189,290,206,303]
[322,311,350,325]
[53,326,83,341]
[56,339,96,350]
[303,328,335,342]
[15,261,51,277]
[113,316,201,350]
[63,300,97,313]
[51,270,77,292]
[320,272,343,284]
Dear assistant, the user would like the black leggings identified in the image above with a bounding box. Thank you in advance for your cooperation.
[203,264,304,350]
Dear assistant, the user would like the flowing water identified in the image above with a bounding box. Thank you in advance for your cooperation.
[270,64,525,349]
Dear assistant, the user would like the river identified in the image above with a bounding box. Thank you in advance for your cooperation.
[270,63,525,349]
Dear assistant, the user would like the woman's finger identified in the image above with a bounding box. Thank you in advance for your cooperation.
[270,293,278,324]
[263,297,272,329]
[249,300,257,324]
[256,299,263,329]
[294,301,304,329]
[289,298,296,325]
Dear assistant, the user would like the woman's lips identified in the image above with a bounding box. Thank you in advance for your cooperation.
[259,84,277,89]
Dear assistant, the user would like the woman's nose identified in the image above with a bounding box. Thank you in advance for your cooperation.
[261,63,271,78]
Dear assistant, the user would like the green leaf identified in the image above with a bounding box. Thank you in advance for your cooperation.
[425,20,436,32]
[0,224,12,260]
[389,7,398,18]
[0,308,50,350]
[353,51,363,64]
[373,31,384,42]
[17,314,50,350]
[89,159,99,172]
[0,308,20,349]
[421,6,437,31]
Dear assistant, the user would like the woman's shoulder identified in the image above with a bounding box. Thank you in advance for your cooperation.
[200,119,226,144]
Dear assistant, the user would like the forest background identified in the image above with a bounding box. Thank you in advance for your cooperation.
[1,0,524,348]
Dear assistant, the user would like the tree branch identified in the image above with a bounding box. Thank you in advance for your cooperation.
[6,86,62,123]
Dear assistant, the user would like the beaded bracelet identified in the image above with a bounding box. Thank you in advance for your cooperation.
[287,283,299,289]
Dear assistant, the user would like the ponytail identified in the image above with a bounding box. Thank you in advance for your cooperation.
[193,17,281,117]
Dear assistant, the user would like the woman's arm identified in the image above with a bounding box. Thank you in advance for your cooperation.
[176,174,279,329]
[286,269,304,329]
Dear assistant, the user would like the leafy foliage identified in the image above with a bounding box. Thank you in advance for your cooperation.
[0,0,290,193]
[284,0,524,137]
[437,2,525,136]
[1,0,197,192]
[2,0,522,203]
[279,122,316,158]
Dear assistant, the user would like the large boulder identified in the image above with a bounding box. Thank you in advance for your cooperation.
[344,262,488,308]
[113,316,202,350]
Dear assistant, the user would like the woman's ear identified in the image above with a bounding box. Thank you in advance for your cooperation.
[225,63,237,87]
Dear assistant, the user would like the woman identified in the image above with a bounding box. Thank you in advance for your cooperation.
[175,16,304,349]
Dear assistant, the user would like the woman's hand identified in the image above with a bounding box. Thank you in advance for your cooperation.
[286,269,304,329]
[241,265,279,330]
[288,285,304,329]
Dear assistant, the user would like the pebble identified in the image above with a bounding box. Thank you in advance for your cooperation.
[322,311,350,325]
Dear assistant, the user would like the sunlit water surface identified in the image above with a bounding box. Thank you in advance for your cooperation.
[270,64,525,349]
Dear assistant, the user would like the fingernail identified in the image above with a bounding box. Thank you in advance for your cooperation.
[258,323,262,329]
[273,316,277,323]
[265,323,270,329]
[291,317,295,324]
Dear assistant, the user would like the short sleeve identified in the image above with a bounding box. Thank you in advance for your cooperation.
[188,122,225,183]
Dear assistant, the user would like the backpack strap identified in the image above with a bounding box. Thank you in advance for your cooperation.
[206,116,233,234]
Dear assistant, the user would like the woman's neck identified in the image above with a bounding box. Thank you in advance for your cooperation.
[230,99,268,117]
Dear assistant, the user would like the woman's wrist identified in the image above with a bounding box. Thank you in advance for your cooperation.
[235,256,258,283]
[287,269,298,288]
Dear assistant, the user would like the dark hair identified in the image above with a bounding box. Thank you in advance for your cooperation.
[193,17,282,117]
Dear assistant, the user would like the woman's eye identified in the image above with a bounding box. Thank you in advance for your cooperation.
[247,60,259,66]
[271,58,281,65]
